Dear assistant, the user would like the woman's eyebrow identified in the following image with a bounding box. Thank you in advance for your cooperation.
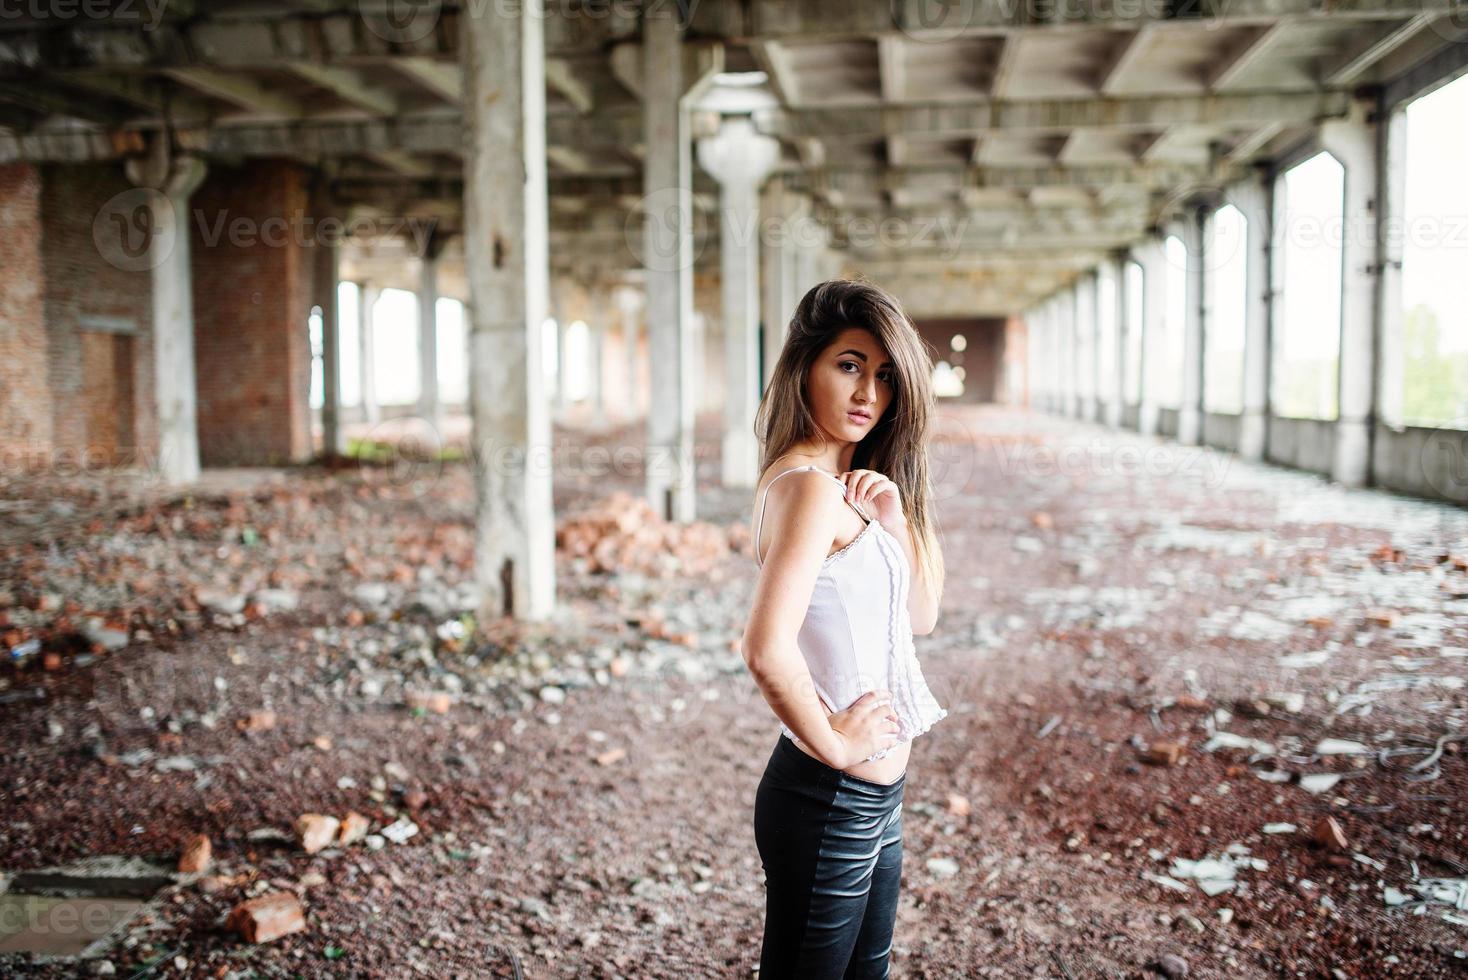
[837,349,892,366]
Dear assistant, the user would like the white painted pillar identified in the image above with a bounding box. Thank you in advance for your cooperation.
[697,116,780,488]
[1108,253,1128,427]
[1074,273,1096,420]
[590,288,607,421]
[123,140,207,482]
[358,282,380,425]
[1321,98,1380,488]
[1061,286,1079,419]
[1234,177,1271,461]
[462,0,555,621]
[418,248,441,430]
[316,232,343,456]
[1030,303,1045,411]
[1135,238,1166,438]
[1050,296,1063,416]
[1178,211,1206,446]
[555,307,571,418]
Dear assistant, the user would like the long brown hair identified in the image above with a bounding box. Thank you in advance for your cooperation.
[754,277,945,603]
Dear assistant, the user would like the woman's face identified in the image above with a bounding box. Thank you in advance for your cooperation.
[805,327,895,444]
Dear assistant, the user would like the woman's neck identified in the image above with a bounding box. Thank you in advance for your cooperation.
[783,441,854,475]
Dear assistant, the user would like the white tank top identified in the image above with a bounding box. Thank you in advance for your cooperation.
[753,464,948,762]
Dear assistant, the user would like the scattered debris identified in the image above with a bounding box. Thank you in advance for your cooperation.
[177,835,211,874]
[226,891,306,944]
[295,814,340,855]
[1313,816,1350,852]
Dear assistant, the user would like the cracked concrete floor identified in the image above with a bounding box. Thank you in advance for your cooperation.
[2,406,1466,978]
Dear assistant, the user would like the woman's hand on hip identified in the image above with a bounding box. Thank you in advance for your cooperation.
[826,690,900,768]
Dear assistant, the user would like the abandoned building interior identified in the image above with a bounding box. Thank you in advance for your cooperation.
[2,1,1468,976]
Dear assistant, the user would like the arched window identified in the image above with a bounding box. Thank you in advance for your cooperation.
[564,319,592,402]
[542,317,559,395]
[1124,260,1145,404]
[1274,151,1344,420]
[1397,71,1468,428]
[1204,203,1248,414]
[1097,264,1117,397]
[1157,235,1187,409]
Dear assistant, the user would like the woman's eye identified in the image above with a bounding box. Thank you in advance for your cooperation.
[878,373,893,385]
[840,361,860,373]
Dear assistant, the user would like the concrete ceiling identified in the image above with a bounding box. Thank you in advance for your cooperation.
[0,0,1462,314]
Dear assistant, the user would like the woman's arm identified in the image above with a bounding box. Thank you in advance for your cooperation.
[741,472,852,768]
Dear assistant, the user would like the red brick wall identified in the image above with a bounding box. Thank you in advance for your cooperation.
[913,318,1006,404]
[38,164,155,468]
[191,159,314,465]
[0,164,50,467]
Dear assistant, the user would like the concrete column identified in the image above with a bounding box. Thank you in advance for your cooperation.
[462,0,555,621]
[758,176,787,393]
[588,286,607,421]
[1135,238,1166,437]
[697,115,780,488]
[316,230,344,457]
[555,312,571,417]
[1061,286,1079,419]
[641,7,704,521]
[1073,273,1096,420]
[358,282,380,425]
[418,245,441,430]
[1178,210,1206,446]
[1030,303,1045,411]
[1049,296,1063,416]
[1377,108,1408,430]
[1321,98,1381,487]
[124,140,207,483]
[615,285,643,420]
[1108,254,1127,427]
[1234,176,1271,461]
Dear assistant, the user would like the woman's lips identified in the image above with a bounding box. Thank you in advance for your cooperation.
[846,411,871,425]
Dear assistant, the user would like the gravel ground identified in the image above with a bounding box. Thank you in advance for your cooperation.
[2,406,1466,979]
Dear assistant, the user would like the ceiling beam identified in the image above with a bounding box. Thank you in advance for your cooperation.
[756,92,1351,140]
[1204,22,1292,91]
[748,40,802,106]
[389,58,461,104]
[285,65,397,116]
[1094,27,1153,96]
[1321,14,1441,85]
[545,57,595,113]
[161,68,303,118]
[989,34,1021,99]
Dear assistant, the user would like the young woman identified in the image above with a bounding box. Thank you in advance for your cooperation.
[742,278,948,979]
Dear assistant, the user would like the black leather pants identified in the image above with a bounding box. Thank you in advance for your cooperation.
[753,732,907,979]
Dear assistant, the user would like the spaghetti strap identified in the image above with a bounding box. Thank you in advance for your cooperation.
[754,465,871,567]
